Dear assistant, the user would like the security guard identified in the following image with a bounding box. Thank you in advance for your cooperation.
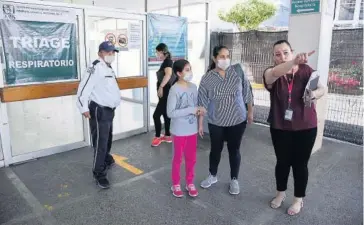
[76,41,121,189]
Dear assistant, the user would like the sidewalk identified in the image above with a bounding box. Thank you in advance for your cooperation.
[0,124,362,225]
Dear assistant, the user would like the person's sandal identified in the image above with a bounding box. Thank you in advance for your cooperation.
[287,200,304,216]
[270,195,286,209]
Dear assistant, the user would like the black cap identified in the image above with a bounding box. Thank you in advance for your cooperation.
[98,41,119,53]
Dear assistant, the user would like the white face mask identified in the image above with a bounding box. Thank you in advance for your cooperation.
[104,55,115,64]
[217,59,231,70]
[183,72,193,82]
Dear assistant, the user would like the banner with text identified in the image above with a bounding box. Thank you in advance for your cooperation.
[147,13,187,66]
[0,3,77,85]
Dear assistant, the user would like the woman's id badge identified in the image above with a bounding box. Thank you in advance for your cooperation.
[284,109,293,121]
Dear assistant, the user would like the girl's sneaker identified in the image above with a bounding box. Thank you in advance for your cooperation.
[186,184,198,197]
[171,185,184,198]
[162,135,172,143]
[151,137,163,147]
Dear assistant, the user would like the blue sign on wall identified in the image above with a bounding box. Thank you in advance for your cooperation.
[147,13,188,65]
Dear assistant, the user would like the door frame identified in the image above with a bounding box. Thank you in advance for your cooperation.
[0,1,150,167]
[0,1,87,166]
[84,8,149,142]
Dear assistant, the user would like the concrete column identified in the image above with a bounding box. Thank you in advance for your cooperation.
[288,0,335,152]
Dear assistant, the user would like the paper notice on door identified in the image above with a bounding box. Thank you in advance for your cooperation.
[128,23,141,50]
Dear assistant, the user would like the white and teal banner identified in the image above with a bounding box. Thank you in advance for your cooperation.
[147,13,188,66]
[0,3,78,85]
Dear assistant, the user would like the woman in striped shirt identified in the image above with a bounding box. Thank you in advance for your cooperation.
[198,45,254,195]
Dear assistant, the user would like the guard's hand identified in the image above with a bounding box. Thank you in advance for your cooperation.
[83,111,91,119]
[157,87,163,98]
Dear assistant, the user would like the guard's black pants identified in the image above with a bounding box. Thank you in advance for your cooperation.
[89,101,115,178]
[208,121,247,180]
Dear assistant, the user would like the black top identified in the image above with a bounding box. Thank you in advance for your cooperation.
[159,58,173,72]
[156,58,173,89]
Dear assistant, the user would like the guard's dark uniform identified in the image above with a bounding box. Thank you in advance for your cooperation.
[76,41,120,188]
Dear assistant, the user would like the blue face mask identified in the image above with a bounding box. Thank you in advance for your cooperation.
[183,72,193,82]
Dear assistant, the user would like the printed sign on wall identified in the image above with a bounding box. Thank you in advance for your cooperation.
[0,3,78,85]
[147,13,188,65]
[291,0,320,14]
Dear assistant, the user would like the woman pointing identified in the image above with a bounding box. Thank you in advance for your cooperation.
[263,40,326,215]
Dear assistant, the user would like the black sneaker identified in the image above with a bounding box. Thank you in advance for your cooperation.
[106,160,115,169]
[95,177,110,189]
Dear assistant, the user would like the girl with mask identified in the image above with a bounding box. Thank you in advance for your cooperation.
[198,46,254,195]
[166,59,206,198]
[151,43,175,147]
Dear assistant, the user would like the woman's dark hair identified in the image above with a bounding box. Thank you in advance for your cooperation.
[156,43,171,59]
[273,40,292,50]
[173,59,190,78]
[207,45,229,72]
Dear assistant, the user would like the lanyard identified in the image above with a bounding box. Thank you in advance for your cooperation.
[286,75,294,108]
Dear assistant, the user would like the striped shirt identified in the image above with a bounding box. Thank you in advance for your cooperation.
[198,63,253,127]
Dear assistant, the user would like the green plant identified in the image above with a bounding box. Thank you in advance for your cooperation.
[218,0,277,31]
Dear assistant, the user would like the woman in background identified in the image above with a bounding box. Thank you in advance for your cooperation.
[151,43,175,147]
[263,40,326,215]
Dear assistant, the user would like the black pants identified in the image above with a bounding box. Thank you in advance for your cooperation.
[89,101,115,178]
[270,127,317,198]
[153,85,171,137]
[208,122,247,179]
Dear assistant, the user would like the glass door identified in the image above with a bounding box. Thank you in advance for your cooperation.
[85,9,148,140]
[0,2,87,166]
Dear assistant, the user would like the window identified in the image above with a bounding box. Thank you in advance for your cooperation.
[338,0,356,20]
[335,0,363,25]
[181,3,207,21]
[148,0,178,16]
[87,17,143,77]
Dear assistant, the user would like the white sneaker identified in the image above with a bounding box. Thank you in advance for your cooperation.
[200,174,218,188]
[229,178,240,195]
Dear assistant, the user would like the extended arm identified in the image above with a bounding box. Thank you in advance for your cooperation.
[264,51,315,88]
[264,60,296,87]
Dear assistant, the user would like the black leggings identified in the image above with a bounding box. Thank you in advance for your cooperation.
[270,127,317,198]
[208,122,247,179]
[153,86,171,137]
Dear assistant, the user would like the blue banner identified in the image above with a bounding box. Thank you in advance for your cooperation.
[147,13,188,65]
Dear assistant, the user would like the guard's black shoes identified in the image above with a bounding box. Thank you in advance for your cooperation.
[95,177,110,189]
[106,160,115,169]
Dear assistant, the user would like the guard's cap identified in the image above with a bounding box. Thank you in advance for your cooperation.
[98,41,119,53]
